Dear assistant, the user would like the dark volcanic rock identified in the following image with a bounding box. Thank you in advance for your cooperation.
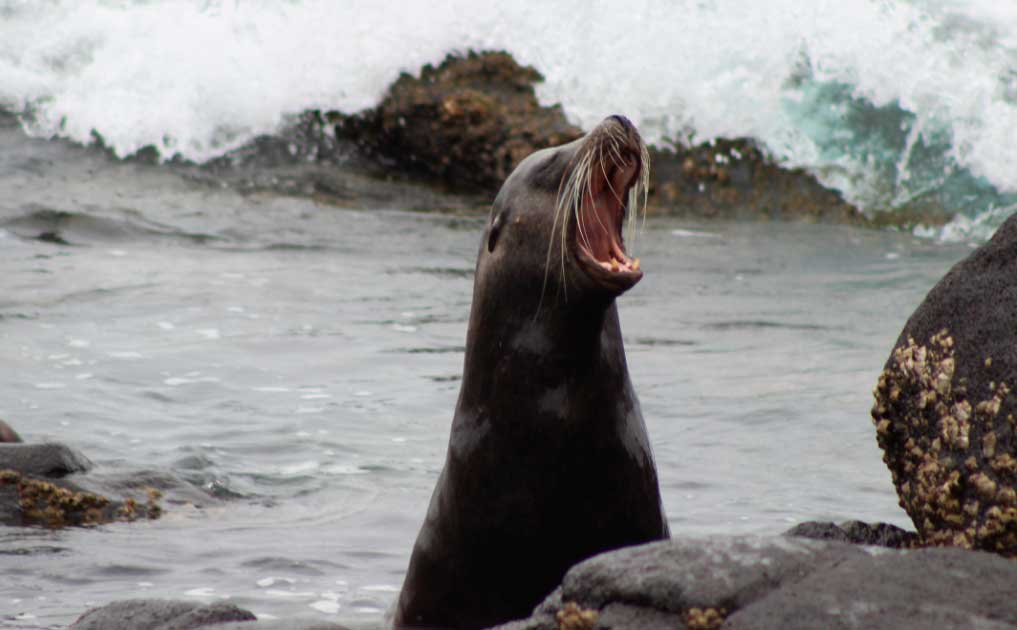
[872,212,1017,556]
[558,537,861,614]
[723,547,1017,630]
[489,537,866,630]
[334,50,582,193]
[784,519,919,548]
[649,138,868,224]
[0,442,92,477]
[490,536,1017,630]
[69,599,349,630]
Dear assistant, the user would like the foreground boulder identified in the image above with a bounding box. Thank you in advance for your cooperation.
[69,599,348,630]
[335,50,582,192]
[872,212,1017,556]
[490,536,1017,630]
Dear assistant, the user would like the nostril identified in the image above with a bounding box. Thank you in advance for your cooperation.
[609,115,634,130]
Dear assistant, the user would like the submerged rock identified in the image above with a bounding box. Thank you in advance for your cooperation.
[0,462,164,528]
[489,536,1017,630]
[70,600,255,630]
[872,212,1017,556]
[0,428,219,528]
[333,50,582,192]
[69,599,350,630]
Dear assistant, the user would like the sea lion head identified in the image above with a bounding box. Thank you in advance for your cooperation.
[481,115,650,306]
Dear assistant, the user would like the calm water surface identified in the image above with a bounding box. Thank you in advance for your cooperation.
[0,131,974,628]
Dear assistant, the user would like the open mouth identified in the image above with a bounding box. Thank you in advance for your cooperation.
[573,151,644,291]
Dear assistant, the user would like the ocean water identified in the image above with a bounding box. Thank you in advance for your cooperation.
[0,116,978,628]
[0,2,1010,628]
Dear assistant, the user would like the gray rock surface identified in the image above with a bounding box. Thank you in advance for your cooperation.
[724,547,1017,630]
[0,442,93,477]
[488,536,1017,630]
[70,600,254,630]
[68,599,349,630]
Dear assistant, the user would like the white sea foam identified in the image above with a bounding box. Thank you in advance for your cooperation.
[309,600,340,614]
[107,351,143,359]
[164,375,220,386]
[256,576,295,588]
[2,0,1017,226]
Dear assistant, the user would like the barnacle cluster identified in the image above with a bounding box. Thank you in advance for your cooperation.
[0,469,163,528]
[555,601,598,630]
[872,330,1017,555]
[685,606,727,630]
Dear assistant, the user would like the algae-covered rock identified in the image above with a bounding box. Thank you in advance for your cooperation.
[648,138,868,224]
[872,212,1017,556]
[334,50,582,192]
[0,438,164,528]
[0,468,162,528]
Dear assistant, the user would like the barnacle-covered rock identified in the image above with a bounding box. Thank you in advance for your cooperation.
[872,213,1017,556]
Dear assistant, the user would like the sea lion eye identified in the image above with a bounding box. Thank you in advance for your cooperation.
[488,208,508,252]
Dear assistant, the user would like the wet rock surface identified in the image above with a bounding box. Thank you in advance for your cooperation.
[0,428,217,528]
[488,536,1017,630]
[68,599,349,630]
[648,138,866,224]
[333,50,583,193]
[0,442,92,478]
[872,212,1017,555]
[784,519,919,548]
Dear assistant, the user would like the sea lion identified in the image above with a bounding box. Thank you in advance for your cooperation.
[394,116,669,630]
[0,419,21,443]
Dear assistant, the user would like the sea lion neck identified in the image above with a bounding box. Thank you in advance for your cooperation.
[456,283,626,415]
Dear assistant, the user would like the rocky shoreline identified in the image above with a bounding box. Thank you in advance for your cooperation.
[47,531,1017,629]
[53,49,957,229]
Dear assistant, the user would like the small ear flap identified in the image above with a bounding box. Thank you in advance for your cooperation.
[487,208,508,252]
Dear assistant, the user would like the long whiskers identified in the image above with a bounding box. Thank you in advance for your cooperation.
[537,120,651,314]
